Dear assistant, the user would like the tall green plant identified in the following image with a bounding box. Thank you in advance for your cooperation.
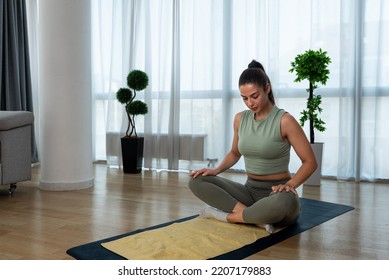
[289,49,331,143]
[116,70,149,137]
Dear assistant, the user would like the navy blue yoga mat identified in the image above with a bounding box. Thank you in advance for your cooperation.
[66,198,354,260]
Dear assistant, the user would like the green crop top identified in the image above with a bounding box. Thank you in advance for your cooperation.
[238,106,290,175]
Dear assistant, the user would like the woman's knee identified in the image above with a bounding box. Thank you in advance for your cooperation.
[188,176,205,192]
[188,175,218,189]
[275,192,300,210]
[271,192,300,226]
[243,192,300,225]
[187,176,236,212]
[188,176,214,197]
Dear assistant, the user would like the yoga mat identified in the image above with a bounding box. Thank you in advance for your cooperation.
[66,198,354,260]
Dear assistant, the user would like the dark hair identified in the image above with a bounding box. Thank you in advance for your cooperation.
[238,60,275,105]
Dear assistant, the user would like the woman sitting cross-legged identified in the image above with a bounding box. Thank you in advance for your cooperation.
[188,60,317,233]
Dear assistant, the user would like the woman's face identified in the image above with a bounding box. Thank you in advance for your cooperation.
[240,83,271,114]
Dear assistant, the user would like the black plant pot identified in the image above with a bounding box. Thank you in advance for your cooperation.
[121,137,144,173]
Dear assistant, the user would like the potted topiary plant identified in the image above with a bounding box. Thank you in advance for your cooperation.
[116,69,149,173]
[289,48,331,185]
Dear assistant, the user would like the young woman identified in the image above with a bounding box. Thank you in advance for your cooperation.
[188,60,317,233]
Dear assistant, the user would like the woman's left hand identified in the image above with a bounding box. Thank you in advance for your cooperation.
[272,184,298,195]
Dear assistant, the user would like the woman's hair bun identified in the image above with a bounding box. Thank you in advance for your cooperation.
[248,60,265,72]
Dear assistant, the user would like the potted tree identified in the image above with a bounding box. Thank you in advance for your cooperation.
[289,48,331,185]
[116,70,149,173]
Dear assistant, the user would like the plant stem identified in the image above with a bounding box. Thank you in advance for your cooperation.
[132,115,137,137]
[129,90,137,137]
[126,112,131,136]
[309,81,314,144]
[129,117,135,136]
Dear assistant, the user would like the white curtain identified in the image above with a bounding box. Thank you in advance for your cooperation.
[88,0,389,181]
[92,0,231,171]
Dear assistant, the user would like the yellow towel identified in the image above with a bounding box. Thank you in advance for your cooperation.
[101,217,268,260]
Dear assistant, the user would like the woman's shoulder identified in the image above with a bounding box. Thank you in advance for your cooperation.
[234,110,247,118]
[234,110,252,122]
[234,111,243,125]
[280,111,302,137]
[280,111,296,123]
[272,105,286,115]
[236,110,252,119]
[233,110,250,129]
[272,106,291,120]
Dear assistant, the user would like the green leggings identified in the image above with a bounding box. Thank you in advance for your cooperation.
[188,175,300,227]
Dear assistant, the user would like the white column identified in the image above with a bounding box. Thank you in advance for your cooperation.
[39,0,93,190]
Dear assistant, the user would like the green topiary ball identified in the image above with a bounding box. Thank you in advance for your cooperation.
[126,100,148,115]
[127,70,149,91]
[116,88,133,104]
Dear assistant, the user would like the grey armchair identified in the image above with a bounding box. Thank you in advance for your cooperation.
[0,111,34,195]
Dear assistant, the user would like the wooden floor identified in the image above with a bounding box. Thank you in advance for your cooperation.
[0,163,388,260]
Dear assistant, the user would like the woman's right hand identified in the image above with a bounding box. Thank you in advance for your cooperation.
[189,168,217,178]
